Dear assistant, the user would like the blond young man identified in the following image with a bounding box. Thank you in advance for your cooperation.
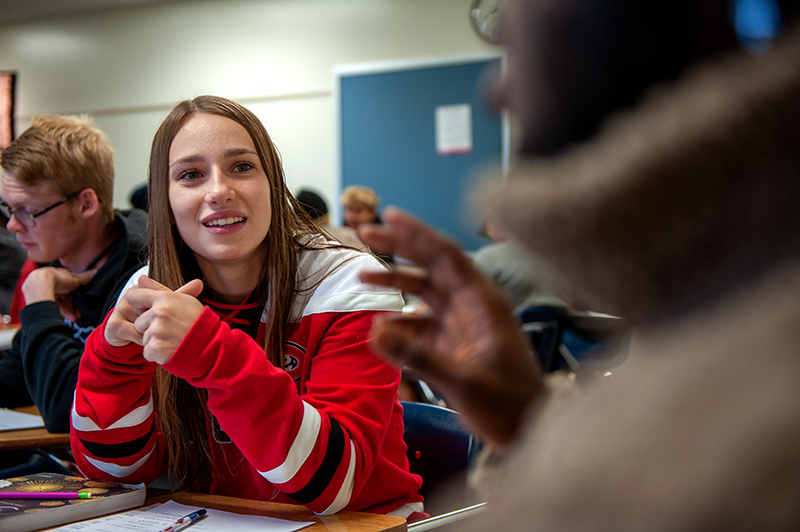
[340,185,393,264]
[341,185,380,230]
[0,115,147,433]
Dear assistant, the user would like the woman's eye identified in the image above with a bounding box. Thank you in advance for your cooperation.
[178,170,201,181]
[233,161,255,173]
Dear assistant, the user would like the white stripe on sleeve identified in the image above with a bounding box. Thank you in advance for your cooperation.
[72,395,154,432]
[84,448,154,478]
[260,401,322,484]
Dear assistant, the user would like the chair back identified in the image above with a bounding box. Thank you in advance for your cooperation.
[519,305,567,372]
[519,305,630,372]
[401,401,479,516]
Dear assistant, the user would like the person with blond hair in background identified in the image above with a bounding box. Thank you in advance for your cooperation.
[341,185,393,263]
[341,185,381,230]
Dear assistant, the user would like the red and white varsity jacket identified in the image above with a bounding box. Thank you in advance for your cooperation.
[70,246,424,516]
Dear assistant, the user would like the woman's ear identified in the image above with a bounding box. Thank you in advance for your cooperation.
[77,188,101,219]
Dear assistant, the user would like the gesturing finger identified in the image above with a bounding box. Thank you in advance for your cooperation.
[124,287,162,314]
[175,278,204,297]
[136,275,169,291]
[359,268,432,297]
[125,277,202,314]
[104,296,145,347]
[135,275,204,298]
[362,208,487,290]
[370,315,462,389]
[130,284,205,365]
[108,320,144,347]
[359,207,455,268]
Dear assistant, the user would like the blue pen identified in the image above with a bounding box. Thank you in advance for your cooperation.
[158,509,207,532]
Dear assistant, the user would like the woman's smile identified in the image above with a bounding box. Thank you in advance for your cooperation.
[201,210,247,232]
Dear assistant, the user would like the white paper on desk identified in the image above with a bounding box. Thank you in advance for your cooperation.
[50,500,314,532]
[0,327,17,350]
[0,408,45,431]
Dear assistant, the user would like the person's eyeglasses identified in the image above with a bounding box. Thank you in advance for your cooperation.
[0,190,82,228]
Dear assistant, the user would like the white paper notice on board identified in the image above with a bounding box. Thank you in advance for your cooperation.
[435,103,472,156]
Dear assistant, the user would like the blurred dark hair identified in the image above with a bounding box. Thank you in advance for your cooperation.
[296,189,328,220]
[129,184,147,211]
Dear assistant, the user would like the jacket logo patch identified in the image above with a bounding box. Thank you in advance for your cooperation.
[284,354,299,372]
[65,319,95,345]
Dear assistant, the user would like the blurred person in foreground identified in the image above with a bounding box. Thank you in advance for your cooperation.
[0,115,147,434]
[358,0,800,529]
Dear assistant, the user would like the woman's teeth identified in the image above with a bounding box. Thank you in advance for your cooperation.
[205,216,245,227]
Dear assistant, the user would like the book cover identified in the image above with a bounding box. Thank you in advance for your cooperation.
[0,473,146,532]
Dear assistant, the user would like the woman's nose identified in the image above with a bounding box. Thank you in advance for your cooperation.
[206,168,236,204]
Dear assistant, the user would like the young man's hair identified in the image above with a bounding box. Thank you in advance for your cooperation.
[341,185,380,211]
[0,114,115,222]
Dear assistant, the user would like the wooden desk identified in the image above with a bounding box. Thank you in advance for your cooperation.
[145,491,407,532]
[0,405,70,451]
[0,325,18,351]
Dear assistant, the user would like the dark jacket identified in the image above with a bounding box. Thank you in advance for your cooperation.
[0,209,147,433]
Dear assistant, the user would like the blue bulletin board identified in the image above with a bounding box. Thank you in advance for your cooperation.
[335,53,506,252]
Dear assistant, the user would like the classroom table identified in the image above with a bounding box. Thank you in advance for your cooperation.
[0,405,70,451]
[0,325,18,351]
[144,490,408,532]
[1,409,407,531]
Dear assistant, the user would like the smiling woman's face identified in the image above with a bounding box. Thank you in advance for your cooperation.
[167,112,272,275]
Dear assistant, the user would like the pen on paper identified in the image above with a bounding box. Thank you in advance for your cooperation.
[0,492,92,499]
[158,509,207,532]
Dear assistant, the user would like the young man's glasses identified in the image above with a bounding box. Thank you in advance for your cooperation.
[0,190,82,228]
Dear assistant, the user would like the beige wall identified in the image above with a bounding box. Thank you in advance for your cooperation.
[0,0,494,212]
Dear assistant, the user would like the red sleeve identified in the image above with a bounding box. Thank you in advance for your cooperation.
[8,258,39,324]
[70,312,166,484]
[164,306,402,515]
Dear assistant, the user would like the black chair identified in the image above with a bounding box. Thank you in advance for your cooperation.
[400,369,447,407]
[561,310,629,370]
[519,305,629,373]
[401,401,481,520]
[519,305,568,373]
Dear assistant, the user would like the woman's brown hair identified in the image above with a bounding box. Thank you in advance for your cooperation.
[146,95,326,491]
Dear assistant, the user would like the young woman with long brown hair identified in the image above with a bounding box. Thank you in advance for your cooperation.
[69,95,424,519]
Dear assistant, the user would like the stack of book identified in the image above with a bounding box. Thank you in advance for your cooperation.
[0,473,146,532]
